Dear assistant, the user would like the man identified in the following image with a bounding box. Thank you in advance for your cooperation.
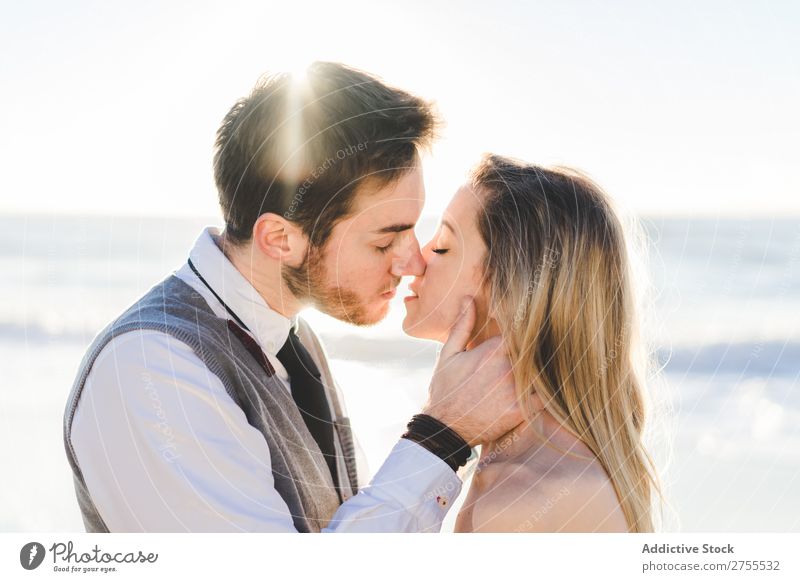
[63,62,520,532]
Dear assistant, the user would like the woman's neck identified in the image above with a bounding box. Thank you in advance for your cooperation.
[465,317,501,351]
[478,407,596,467]
[478,415,544,465]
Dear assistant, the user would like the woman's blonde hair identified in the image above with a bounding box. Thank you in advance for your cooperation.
[471,154,662,532]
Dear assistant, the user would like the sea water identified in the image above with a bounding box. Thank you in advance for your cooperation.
[1,213,798,532]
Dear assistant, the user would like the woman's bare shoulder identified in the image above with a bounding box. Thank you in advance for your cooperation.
[467,457,629,532]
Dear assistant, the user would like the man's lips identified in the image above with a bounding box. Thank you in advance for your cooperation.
[381,278,403,300]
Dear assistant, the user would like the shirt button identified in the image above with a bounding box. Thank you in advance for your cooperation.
[436,495,449,508]
[267,341,275,352]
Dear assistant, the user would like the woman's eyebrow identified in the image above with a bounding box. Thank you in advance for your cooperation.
[441,219,455,233]
[372,223,415,234]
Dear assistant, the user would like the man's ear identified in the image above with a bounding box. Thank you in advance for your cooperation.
[251,213,308,265]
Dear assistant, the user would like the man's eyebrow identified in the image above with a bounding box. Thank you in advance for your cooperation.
[373,223,415,234]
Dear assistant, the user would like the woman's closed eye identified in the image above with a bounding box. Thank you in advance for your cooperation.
[432,248,449,255]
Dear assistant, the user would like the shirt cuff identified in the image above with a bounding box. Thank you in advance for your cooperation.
[370,438,463,528]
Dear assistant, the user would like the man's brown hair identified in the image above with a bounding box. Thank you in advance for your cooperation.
[214,61,439,248]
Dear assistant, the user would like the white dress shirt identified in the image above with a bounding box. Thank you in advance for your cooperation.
[70,227,462,532]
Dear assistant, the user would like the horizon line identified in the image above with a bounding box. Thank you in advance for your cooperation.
[3,208,800,221]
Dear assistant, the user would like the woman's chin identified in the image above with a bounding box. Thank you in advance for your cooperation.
[402,316,444,343]
[402,314,429,340]
[401,315,422,339]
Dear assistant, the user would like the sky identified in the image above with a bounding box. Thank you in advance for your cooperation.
[1,0,798,218]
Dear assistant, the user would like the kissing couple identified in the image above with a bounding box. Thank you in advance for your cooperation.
[63,62,661,534]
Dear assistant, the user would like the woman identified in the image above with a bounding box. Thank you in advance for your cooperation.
[403,154,661,532]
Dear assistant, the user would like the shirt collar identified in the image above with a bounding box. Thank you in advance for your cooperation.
[185,226,293,356]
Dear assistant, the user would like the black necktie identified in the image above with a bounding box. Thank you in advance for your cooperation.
[276,328,339,490]
[189,255,342,493]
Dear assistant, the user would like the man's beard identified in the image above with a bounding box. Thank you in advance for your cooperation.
[282,244,382,326]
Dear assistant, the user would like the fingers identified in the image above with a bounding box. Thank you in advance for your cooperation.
[440,296,476,360]
[466,335,511,378]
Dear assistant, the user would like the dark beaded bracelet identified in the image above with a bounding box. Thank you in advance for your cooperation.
[401,413,472,472]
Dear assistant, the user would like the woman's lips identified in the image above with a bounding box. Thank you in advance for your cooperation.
[405,284,420,303]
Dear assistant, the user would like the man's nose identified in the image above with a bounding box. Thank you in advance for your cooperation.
[391,239,426,277]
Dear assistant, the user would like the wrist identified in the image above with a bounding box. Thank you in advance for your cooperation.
[421,406,472,444]
[401,413,472,472]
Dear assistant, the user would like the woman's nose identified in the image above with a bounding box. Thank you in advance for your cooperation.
[391,238,426,277]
